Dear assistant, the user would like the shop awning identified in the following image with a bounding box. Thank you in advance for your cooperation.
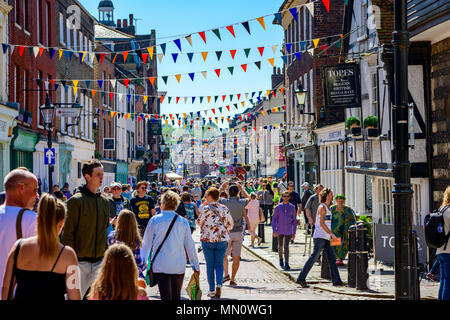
[275,167,286,178]
[166,172,183,180]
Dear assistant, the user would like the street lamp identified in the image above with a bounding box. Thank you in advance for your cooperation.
[40,94,56,193]
[295,81,315,118]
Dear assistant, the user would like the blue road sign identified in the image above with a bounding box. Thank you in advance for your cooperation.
[44,148,56,165]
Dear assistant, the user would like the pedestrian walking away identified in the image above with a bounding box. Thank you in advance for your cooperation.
[272,191,297,270]
[197,187,234,298]
[61,160,111,299]
[436,186,450,300]
[2,194,80,300]
[296,188,344,288]
[245,193,263,247]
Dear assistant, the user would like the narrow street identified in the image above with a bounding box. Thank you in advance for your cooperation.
[146,231,377,300]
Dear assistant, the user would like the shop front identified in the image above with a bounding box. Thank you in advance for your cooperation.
[10,127,39,173]
[116,161,128,184]
[0,104,18,190]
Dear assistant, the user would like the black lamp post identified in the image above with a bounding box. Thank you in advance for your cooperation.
[40,94,56,193]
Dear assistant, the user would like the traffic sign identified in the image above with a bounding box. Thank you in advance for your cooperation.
[44,148,56,165]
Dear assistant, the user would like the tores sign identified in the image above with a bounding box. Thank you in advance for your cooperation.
[322,63,361,110]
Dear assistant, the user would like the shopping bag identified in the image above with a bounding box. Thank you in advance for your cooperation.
[330,237,342,246]
[185,272,202,300]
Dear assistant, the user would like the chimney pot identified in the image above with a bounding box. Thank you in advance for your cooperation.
[129,14,134,26]
[123,19,128,27]
[277,68,281,74]
[117,19,122,27]
[273,66,276,74]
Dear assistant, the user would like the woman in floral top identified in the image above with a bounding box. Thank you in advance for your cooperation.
[197,187,234,298]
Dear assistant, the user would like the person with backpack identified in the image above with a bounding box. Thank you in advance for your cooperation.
[426,186,450,300]
[0,169,39,297]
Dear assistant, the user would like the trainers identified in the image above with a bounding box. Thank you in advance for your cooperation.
[284,264,291,271]
[296,279,309,288]
[215,285,222,298]
[279,259,284,268]
[222,275,230,283]
[207,291,216,298]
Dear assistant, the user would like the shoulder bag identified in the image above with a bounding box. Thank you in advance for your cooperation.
[145,214,178,287]
[7,239,23,300]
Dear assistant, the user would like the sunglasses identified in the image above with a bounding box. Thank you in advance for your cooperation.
[112,187,121,191]
[282,195,290,198]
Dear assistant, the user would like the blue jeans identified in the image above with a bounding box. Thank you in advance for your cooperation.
[201,241,228,292]
[297,238,342,285]
[438,253,450,300]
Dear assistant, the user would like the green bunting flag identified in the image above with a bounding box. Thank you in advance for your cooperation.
[228,66,234,75]
[212,29,221,40]
[244,48,251,58]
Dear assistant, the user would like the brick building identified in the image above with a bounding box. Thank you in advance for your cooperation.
[8,0,56,192]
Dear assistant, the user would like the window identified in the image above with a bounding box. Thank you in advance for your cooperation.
[14,66,19,104]
[23,70,27,111]
[66,19,71,48]
[371,72,378,115]
[23,0,29,32]
[47,2,51,46]
[15,0,20,27]
[61,86,65,132]
[37,0,40,44]
[59,12,65,44]
[309,69,314,114]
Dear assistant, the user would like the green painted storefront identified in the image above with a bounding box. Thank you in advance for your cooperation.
[116,161,128,184]
[10,127,39,171]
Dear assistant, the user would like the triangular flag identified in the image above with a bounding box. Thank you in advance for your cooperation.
[91,90,96,98]
[201,52,208,62]
[110,79,116,89]
[184,97,188,104]
[295,52,301,61]
[321,0,330,12]
[226,25,235,38]
[122,51,129,63]
[141,53,149,63]
[306,2,315,17]
[149,77,156,86]
[307,48,315,56]
[289,8,298,21]
[198,31,207,44]
[173,39,182,52]
[192,97,196,103]
[241,101,245,108]
[211,109,215,115]
[58,49,63,60]
[160,96,165,104]
[215,69,221,78]
[241,64,247,72]
[256,17,266,30]
[97,80,103,88]
[172,53,178,63]
[320,45,328,53]
[222,95,226,102]
[175,74,181,83]
[272,45,278,55]
[109,92,114,101]
[162,76,168,84]
[187,52,194,62]
[2,43,9,54]
[244,48,251,58]
[286,43,292,53]
[72,80,78,88]
[188,73,195,81]
[255,61,261,69]
[144,96,148,104]
[33,47,39,58]
[215,51,223,61]
[160,43,166,55]
[176,97,180,104]
[207,96,211,103]
[274,12,282,25]
[241,21,251,34]
[212,29,221,40]
[268,58,275,67]
[64,50,73,61]
[39,47,44,56]
[201,71,207,79]
[226,105,230,111]
[257,47,265,56]
[230,49,237,59]
[123,79,129,88]
[157,53,164,64]
[185,35,193,46]
[18,46,25,56]
[147,46,154,60]
[228,66,234,75]
[313,38,320,48]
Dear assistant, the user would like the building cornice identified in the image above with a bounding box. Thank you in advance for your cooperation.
[0,1,12,15]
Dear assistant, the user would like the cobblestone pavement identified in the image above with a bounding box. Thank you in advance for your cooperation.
[145,229,379,300]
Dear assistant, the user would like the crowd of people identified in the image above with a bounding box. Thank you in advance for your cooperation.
[0,162,449,300]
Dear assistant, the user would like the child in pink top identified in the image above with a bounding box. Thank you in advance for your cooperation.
[245,193,263,247]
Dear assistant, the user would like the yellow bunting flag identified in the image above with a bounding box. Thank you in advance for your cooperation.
[266,90,271,97]
[257,17,266,30]
[81,52,86,62]
[110,111,114,118]
[268,58,275,66]
[59,49,63,60]
[313,38,320,48]
[147,47,154,60]
[144,96,148,104]
[175,74,181,83]
[262,110,266,117]
[183,113,186,119]
[73,80,79,87]
[201,52,208,62]
[73,86,78,96]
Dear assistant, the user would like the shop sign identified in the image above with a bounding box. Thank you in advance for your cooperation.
[322,62,361,110]
[288,127,309,145]
[103,138,115,150]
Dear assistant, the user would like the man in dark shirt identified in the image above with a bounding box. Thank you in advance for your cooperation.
[147,182,160,202]
[287,181,302,217]
[299,182,313,233]
[130,181,156,237]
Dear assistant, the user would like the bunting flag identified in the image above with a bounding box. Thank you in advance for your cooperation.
[307,48,315,56]
[185,35,193,47]
[256,17,266,30]
[294,52,301,61]
[147,46,154,60]
[207,96,211,103]
[39,47,44,56]
[201,51,208,62]
[160,43,166,55]
[172,53,178,63]
[320,44,328,53]
[244,48,251,58]
[313,38,320,48]
[215,69,221,78]
[2,43,9,54]
[174,39,182,52]
[187,52,194,62]
[58,49,63,60]
[201,71,207,79]
[286,43,292,53]
[226,25,235,38]
[254,61,261,69]
[110,79,116,89]
[212,29,221,40]
[241,64,247,72]
[162,76,168,84]
[230,49,237,59]
[268,58,275,67]
[257,47,264,56]
[160,96,165,104]
[306,2,315,17]
[175,74,181,83]
[199,31,207,44]
[157,53,164,64]
[216,51,223,61]
[149,77,156,86]
[123,79,129,88]
[289,8,298,21]
[274,12,282,25]
[188,73,195,81]
[241,21,251,35]
[122,51,129,63]
[322,0,330,12]
[272,45,278,55]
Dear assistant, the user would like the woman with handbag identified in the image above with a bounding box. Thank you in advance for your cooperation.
[245,192,263,247]
[141,190,200,300]
[1,194,80,300]
[197,187,234,298]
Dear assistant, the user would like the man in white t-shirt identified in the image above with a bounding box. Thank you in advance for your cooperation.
[0,169,39,295]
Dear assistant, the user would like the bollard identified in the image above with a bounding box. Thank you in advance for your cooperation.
[347,224,357,288]
[258,223,265,243]
[356,222,369,290]
[272,234,278,252]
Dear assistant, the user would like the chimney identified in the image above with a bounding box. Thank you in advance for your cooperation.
[129,14,134,26]
[117,19,122,28]
[277,67,281,74]
[273,66,276,74]
[123,19,128,28]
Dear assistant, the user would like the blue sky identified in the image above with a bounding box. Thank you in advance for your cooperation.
[79,0,285,125]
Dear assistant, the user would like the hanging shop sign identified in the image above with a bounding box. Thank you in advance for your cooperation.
[103,138,115,150]
[288,127,309,145]
[149,119,162,136]
[322,62,361,110]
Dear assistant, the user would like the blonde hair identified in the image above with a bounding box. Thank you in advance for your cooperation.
[442,186,450,208]
[89,243,138,300]
[161,190,180,210]
[115,210,142,251]
[37,193,66,259]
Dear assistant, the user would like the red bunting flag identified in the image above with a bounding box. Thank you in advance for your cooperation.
[49,79,55,86]
[241,64,247,72]
[123,79,129,88]
[222,95,226,102]
[99,53,105,64]
[199,31,207,44]
[18,46,25,56]
[109,92,114,101]
[320,44,328,53]
[258,47,265,56]
[230,49,237,59]
[237,94,241,101]
[226,25,236,38]
[212,109,216,115]
[226,105,230,111]
[176,97,180,104]
[122,51,128,63]
[142,53,149,63]
[215,69,221,78]
[322,0,330,12]
[283,105,286,110]
[160,96,165,104]
[239,116,242,121]
[39,47,44,56]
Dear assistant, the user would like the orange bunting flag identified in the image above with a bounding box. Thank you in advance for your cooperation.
[241,101,245,108]
[226,25,236,38]
[161,96,165,104]
[39,47,44,56]
[242,127,247,132]
[92,90,96,98]
[280,88,284,95]
[256,17,266,30]
[149,77,156,86]
[201,51,208,62]
[241,64,247,72]
[268,58,275,66]
[175,74,181,83]
[207,96,211,103]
